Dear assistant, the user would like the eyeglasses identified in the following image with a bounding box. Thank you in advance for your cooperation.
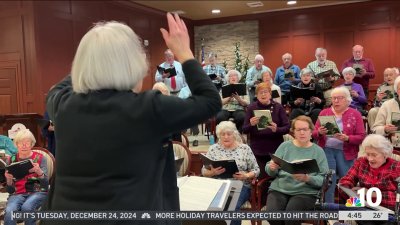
[258,90,270,95]
[332,96,345,101]
[294,128,310,132]
[17,141,31,147]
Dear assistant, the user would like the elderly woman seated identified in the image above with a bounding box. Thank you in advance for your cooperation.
[266,115,329,225]
[340,67,367,114]
[339,134,400,225]
[215,70,249,133]
[367,68,398,129]
[4,129,48,225]
[202,121,259,225]
[288,68,325,124]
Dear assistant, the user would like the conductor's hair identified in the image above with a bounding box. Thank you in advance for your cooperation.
[71,21,148,94]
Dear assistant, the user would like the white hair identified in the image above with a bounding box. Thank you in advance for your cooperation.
[315,47,327,55]
[226,70,242,83]
[254,54,264,61]
[361,134,392,157]
[14,129,36,147]
[331,86,352,105]
[299,68,314,77]
[282,53,292,59]
[342,67,356,76]
[261,68,274,84]
[216,121,242,144]
[71,21,148,94]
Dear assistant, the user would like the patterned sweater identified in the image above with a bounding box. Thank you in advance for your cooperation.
[339,157,400,210]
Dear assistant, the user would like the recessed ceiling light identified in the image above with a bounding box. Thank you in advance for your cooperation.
[211,9,221,14]
[246,1,264,8]
[287,1,297,5]
[170,10,186,15]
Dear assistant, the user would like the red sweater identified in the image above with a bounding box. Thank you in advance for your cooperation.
[339,157,400,210]
[312,107,366,160]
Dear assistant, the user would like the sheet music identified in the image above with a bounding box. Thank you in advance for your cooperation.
[177,176,229,210]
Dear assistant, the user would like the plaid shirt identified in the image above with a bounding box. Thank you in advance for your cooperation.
[203,64,226,85]
[307,60,340,91]
[339,157,400,210]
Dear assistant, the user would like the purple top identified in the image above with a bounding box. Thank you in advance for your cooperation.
[341,57,376,89]
[242,100,290,156]
[341,82,367,110]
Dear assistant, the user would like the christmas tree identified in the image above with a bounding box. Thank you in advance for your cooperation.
[233,42,250,83]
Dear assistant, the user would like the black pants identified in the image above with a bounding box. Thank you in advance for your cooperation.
[289,108,321,124]
[266,190,317,225]
[215,110,246,133]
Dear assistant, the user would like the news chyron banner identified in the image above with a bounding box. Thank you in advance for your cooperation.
[11,211,390,221]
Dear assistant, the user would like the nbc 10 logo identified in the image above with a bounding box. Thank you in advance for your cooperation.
[345,187,382,207]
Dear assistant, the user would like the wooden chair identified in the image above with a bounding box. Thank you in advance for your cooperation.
[254,170,334,225]
[180,132,189,148]
[32,146,55,183]
[172,141,193,176]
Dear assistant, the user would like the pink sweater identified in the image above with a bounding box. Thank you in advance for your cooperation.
[312,107,366,160]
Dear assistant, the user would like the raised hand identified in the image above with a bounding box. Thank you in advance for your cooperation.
[160,13,194,63]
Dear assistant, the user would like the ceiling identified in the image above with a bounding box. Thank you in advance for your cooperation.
[133,1,367,20]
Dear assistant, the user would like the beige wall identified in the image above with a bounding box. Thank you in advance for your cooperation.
[194,20,258,70]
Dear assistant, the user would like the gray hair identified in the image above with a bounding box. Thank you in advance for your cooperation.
[282,53,292,59]
[315,47,327,55]
[361,134,392,157]
[254,54,264,61]
[216,121,242,144]
[208,52,217,59]
[71,21,148,94]
[226,70,242,83]
[164,49,174,57]
[331,86,352,106]
[342,67,356,76]
[13,129,36,147]
[261,68,274,84]
[394,76,400,92]
[299,68,314,77]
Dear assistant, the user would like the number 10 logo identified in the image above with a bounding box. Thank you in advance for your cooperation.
[357,187,382,207]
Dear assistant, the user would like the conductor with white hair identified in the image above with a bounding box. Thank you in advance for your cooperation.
[246,54,271,103]
[45,13,221,225]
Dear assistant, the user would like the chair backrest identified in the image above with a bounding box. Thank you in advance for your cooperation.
[181,133,189,148]
[172,141,192,176]
[31,146,55,182]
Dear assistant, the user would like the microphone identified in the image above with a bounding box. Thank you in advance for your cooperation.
[315,170,335,210]
[395,177,400,224]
